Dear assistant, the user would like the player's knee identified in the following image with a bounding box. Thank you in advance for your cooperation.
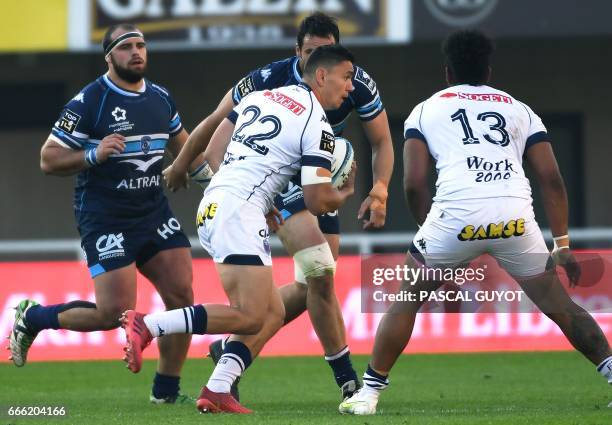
[306,274,335,300]
[239,315,265,335]
[294,242,336,290]
[161,284,194,309]
[98,306,129,330]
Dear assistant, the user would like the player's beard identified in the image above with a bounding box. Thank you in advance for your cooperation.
[111,55,146,84]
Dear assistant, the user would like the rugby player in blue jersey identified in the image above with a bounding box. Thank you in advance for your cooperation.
[164,12,394,402]
[7,24,211,404]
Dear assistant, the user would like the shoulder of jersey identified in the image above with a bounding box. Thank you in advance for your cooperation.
[148,80,173,98]
[64,79,106,109]
[256,56,296,83]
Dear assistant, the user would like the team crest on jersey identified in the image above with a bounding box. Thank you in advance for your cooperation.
[320,131,335,154]
[237,76,255,98]
[140,136,151,154]
[355,69,377,95]
[57,109,81,134]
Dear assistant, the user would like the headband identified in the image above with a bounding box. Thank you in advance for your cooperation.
[104,31,144,57]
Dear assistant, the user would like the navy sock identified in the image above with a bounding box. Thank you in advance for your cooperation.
[152,372,180,398]
[325,346,358,388]
[223,340,252,370]
[25,301,96,333]
[192,304,208,334]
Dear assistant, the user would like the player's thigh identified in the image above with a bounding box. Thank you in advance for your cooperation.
[139,247,194,308]
[276,210,326,255]
[216,263,274,319]
[93,263,138,319]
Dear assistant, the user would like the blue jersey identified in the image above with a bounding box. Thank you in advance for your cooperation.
[231,56,383,135]
[48,75,183,217]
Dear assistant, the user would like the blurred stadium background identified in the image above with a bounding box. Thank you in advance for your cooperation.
[1,1,612,422]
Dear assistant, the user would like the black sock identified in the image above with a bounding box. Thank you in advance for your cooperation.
[325,346,358,388]
[25,301,96,333]
[152,372,180,399]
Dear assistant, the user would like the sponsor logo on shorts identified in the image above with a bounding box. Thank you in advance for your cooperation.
[96,233,125,260]
[320,131,335,154]
[157,217,181,240]
[259,228,271,255]
[196,203,218,227]
[457,218,525,241]
[57,109,81,134]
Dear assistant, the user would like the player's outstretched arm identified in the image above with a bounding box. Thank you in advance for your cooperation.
[165,129,209,191]
[403,138,432,225]
[525,141,580,285]
[303,163,357,216]
[40,134,125,177]
[358,111,394,229]
[164,89,234,187]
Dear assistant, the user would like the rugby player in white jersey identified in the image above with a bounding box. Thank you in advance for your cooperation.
[340,30,612,415]
[121,44,357,414]
[164,13,392,402]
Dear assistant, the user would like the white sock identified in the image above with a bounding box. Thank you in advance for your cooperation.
[206,354,244,393]
[362,366,389,395]
[143,306,195,337]
[597,355,612,383]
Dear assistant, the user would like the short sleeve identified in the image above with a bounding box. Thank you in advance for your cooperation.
[301,112,333,171]
[166,93,183,136]
[403,101,427,144]
[151,83,183,136]
[351,66,384,121]
[521,102,549,149]
[49,92,93,150]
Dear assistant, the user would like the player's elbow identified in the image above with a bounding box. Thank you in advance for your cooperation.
[304,198,328,216]
[304,190,339,216]
[538,170,566,195]
[40,155,56,175]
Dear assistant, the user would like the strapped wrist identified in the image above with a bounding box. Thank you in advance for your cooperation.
[84,148,99,168]
[553,234,570,251]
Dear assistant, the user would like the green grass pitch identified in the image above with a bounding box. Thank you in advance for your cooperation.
[1,352,610,424]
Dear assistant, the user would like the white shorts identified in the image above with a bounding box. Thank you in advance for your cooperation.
[412,198,550,279]
[196,189,272,266]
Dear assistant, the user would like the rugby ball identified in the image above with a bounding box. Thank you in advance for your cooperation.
[331,137,354,189]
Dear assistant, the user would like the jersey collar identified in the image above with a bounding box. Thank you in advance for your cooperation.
[102,74,146,97]
[292,56,303,83]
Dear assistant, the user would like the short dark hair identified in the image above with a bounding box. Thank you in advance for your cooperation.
[296,12,340,48]
[303,45,354,77]
[102,23,139,52]
[442,30,494,85]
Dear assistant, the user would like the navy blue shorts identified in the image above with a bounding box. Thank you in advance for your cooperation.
[77,200,191,278]
[274,182,340,234]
